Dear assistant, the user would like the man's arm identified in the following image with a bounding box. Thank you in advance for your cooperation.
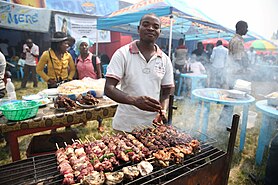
[104,77,162,112]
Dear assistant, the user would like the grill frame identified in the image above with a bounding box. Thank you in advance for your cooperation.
[0,127,237,185]
[0,95,239,185]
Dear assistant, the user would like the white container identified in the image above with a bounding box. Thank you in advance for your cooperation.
[240,111,258,129]
[6,78,17,100]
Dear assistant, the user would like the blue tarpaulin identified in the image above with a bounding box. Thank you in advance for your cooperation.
[97,0,243,41]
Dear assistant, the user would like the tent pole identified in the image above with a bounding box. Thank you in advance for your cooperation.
[168,15,173,61]
[96,29,99,55]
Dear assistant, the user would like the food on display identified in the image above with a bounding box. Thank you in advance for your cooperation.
[76,92,100,106]
[57,80,88,95]
[55,124,200,184]
[54,95,78,111]
[137,161,153,176]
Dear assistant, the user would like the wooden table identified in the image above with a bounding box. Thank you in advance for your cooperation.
[0,98,118,161]
[255,100,278,165]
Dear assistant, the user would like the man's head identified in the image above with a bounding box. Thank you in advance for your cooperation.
[25,39,33,48]
[216,40,223,46]
[138,13,161,43]
[235,21,248,36]
[178,38,184,46]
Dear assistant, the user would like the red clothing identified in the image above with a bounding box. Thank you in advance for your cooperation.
[76,52,100,79]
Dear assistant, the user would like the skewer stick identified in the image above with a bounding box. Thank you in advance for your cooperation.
[85,136,91,142]
[55,143,59,150]
[112,132,116,136]
[79,138,83,144]
[99,133,104,138]
[64,142,67,147]
[91,135,97,141]
[71,139,75,143]
[123,131,127,136]
[75,139,81,144]
[146,157,155,161]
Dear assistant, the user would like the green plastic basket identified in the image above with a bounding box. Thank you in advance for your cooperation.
[0,100,40,121]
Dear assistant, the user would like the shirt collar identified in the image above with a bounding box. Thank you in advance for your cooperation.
[129,40,163,58]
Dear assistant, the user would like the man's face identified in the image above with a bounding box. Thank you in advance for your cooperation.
[138,15,161,42]
[26,40,33,48]
[243,25,248,35]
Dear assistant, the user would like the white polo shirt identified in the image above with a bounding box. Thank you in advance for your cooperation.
[23,43,39,66]
[106,40,174,132]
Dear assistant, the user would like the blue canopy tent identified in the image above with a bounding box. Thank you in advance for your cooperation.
[97,0,257,56]
[97,0,234,39]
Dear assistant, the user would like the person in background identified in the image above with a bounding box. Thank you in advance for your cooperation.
[187,54,206,75]
[17,53,26,78]
[228,20,248,74]
[205,43,214,60]
[192,42,208,63]
[0,51,6,98]
[104,13,175,133]
[75,37,102,80]
[173,38,188,72]
[247,46,257,65]
[36,32,75,89]
[210,40,229,88]
[218,21,248,129]
[21,39,39,88]
[68,37,77,62]
[0,39,9,59]
[100,53,110,76]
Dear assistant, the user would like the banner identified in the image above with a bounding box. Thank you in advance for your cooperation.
[54,13,111,43]
[47,0,118,16]
[0,1,51,32]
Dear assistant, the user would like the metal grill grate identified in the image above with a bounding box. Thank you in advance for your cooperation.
[0,142,225,185]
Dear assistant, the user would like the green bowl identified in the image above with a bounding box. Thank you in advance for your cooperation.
[0,100,40,121]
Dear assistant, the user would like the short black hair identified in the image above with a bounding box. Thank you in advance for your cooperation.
[236,21,248,30]
[139,13,160,25]
[216,40,223,46]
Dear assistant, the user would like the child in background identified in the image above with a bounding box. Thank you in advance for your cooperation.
[17,53,26,79]
[187,54,206,75]
[182,54,206,97]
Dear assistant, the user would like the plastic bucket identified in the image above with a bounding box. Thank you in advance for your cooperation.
[240,111,258,129]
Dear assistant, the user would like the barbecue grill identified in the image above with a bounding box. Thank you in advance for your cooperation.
[0,95,240,185]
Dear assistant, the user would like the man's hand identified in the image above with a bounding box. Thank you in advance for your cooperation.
[153,110,167,124]
[133,96,161,112]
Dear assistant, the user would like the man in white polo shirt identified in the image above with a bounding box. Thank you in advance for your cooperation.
[21,38,39,88]
[104,13,175,132]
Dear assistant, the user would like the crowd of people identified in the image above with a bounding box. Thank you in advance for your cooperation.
[0,13,277,185]
[0,32,111,91]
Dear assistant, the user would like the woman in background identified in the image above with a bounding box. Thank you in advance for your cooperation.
[75,37,102,80]
[36,32,75,88]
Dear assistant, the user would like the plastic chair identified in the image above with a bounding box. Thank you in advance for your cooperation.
[102,64,108,76]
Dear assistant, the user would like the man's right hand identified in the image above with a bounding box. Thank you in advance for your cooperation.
[133,96,162,112]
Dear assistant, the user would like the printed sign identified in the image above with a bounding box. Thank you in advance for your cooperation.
[0,1,51,32]
[55,13,111,43]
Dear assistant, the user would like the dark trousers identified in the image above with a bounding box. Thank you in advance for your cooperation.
[265,132,278,185]
[21,64,38,88]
